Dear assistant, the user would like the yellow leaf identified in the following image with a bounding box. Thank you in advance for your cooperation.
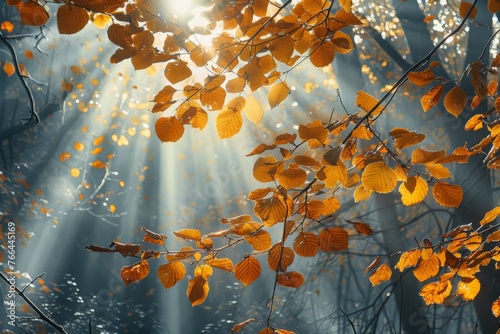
[309,40,335,67]
[172,229,201,241]
[419,280,452,304]
[316,162,348,188]
[322,197,341,215]
[361,161,398,193]
[395,249,422,271]
[319,227,348,252]
[293,232,319,257]
[298,120,328,146]
[426,163,451,179]
[459,1,478,19]
[432,182,463,208]
[268,81,290,108]
[233,222,262,235]
[243,96,264,124]
[70,168,80,178]
[57,4,89,35]
[420,84,444,112]
[268,244,294,271]
[479,206,500,226]
[194,264,213,279]
[205,258,234,272]
[0,21,14,33]
[164,60,192,84]
[389,128,426,149]
[220,214,253,224]
[186,276,209,306]
[91,13,110,29]
[407,71,435,87]
[155,116,184,142]
[248,188,273,200]
[411,148,446,164]
[269,35,295,63]
[253,195,291,227]
[492,297,500,317]
[399,176,428,206]
[444,86,468,117]
[216,109,242,139]
[297,200,325,220]
[244,230,272,251]
[277,271,304,288]
[413,250,440,282]
[356,91,384,117]
[279,168,307,189]
[331,31,353,54]
[234,256,261,286]
[157,261,186,288]
[109,204,116,213]
[253,156,283,182]
[353,184,372,202]
[120,260,150,286]
[456,277,480,301]
[369,263,392,286]
[464,231,482,251]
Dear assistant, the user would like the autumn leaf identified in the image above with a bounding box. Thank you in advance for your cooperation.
[395,249,421,272]
[244,230,272,251]
[57,4,89,35]
[419,280,452,304]
[389,128,425,150]
[456,277,480,301]
[407,71,435,87]
[172,229,201,241]
[420,84,444,111]
[121,260,150,286]
[18,1,49,26]
[111,241,141,257]
[3,62,15,77]
[411,148,446,164]
[277,271,305,288]
[244,96,264,124]
[492,297,500,317]
[268,82,290,108]
[399,176,428,206]
[432,182,463,207]
[186,276,209,306]
[309,40,336,67]
[205,258,234,272]
[235,256,261,286]
[155,116,184,142]
[268,244,294,271]
[278,168,307,189]
[369,263,392,286]
[459,1,478,19]
[293,232,319,257]
[413,250,440,282]
[356,91,384,116]
[444,86,468,117]
[231,318,256,333]
[164,60,192,84]
[253,156,283,182]
[141,226,168,245]
[479,206,500,226]
[319,227,348,252]
[361,161,398,193]
[157,261,186,288]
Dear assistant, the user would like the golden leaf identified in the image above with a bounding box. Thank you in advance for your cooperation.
[205,258,234,272]
[361,161,398,194]
[253,156,282,182]
[246,143,277,157]
[268,81,290,108]
[157,261,186,288]
[322,197,341,215]
[444,86,468,117]
[231,318,256,333]
[432,182,463,208]
[253,195,291,227]
[319,227,348,252]
[277,271,304,288]
[407,71,435,87]
[413,250,440,282]
[419,280,452,304]
[278,168,307,189]
[492,297,500,317]
[479,206,500,226]
[411,148,446,164]
[331,31,353,54]
[243,96,264,124]
[244,230,272,251]
[220,214,253,224]
[120,260,150,286]
[420,84,444,112]
[457,277,481,301]
[369,263,392,286]
[234,256,261,286]
[216,109,242,139]
[164,60,192,84]
[316,162,348,188]
[426,163,451,179]
[356,91,384,116]
[155,116,184,142]
[269,35,295,63]
[309,40,335,67]
[395,249,421,272]
[389,128,426,150]
[172,229,201,241]
[399,176,428,206]
[186,276,209,306]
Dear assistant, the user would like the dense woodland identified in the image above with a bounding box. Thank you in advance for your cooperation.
[1,0,500,333]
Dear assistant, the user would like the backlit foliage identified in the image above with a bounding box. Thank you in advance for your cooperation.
[4,0,500,332]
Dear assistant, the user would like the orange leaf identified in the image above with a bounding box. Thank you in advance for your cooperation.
[361,161,398,194]
[90,160,106,168]
[298,120,329,146]
[331,31,353,54]
[277,271,305,288]
[120,260,150,286]
[420,84,444,111]
[253,195,290,227]
[60,152,71,162]
[423,14,435,23]
[479,206,500,226]
[399,176,428,206]
[269,35,295,63]
[352,222,374,236]
[3,61,15,77]
[231,318,256,333]
[456,277,480,301]
[459,1,478,19]
[389,128,426,149]
[186,276,209,306]
[316,163,348,188]
[492,297,500,317]
[233,222,263,235]
[268,81,290,108]
[155,116,184,142]
[419,280,452,304]
[57,4,89,35]
[489,0,500,13]
[141,226,167,245]
[220,214,253,224]
[111,242,141,257]
[248,188,273,200]
[1,21,14,33]
[279,168,307,189]
[444,86,468,117]
[432,182,463,208]
[253,156,282,182]
[369,263,392,286]
[172,229,201,241]
[411,148,446,164]
[395,249,421,272]
[322,197,341,215]
[319,227,348,252]
[246,143,277,157]
[164,60,192,84]
[70,168,80,178]
[356,91,384,116]
[309,40,335,67]
[407,71,435,87]
[205,257,234,272]
[293,232,319,257]
[268,244,294,271]
[216,109,242,139]
[426,163,451,179]
[157,261,186,288]
[353,184,372,202]
[234,256,261,286]
[413,250,440,282]
[244,230,272,251]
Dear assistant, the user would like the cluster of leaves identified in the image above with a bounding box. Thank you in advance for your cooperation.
[4,0,500,332]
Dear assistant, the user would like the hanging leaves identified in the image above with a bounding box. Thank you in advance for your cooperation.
[361,161,398,193]
[369,263,392,286]
[419,280,452,304]
[356,91,384,116]
[155,116,184,142]
[186,276,209,306]
[120,260,150,286]
[420,84,444,111]
[309,40,336,67]
[157,261,186,289]
[172,229,201,241]
[399,176,428,206]
[413,250,440,282]
[244,230,272,251]
[234,256,261,286]
[216,109,242,139]
[395,249,421,272]
[456,277,481,301]
[268,244,295,271]
[432,182,463,207]
[268,82,290,108]
[444,86,468,117]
